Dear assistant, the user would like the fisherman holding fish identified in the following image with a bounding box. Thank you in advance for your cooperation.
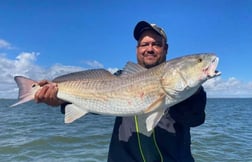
[34,21,207,162]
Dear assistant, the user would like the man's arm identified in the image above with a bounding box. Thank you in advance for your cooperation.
[169,86,207,127]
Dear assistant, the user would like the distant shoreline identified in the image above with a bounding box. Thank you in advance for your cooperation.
[2,97,252,100]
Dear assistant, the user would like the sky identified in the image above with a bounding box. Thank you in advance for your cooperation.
[0,0,252,98]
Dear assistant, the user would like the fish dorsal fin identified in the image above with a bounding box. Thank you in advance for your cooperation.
[53,69,115,82]
[120,62,147,77]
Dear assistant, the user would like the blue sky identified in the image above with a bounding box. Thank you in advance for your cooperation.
[0,0,252,98]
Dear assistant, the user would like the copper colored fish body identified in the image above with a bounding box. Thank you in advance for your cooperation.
[11,53,221,136]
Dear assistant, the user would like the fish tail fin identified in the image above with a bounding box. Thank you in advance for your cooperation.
[10,76,40,107]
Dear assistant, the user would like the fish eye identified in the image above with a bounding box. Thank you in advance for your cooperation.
[198,58,202,63]
[32,84,36,88]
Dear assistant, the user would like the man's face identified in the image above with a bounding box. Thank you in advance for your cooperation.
[136,30,168,68]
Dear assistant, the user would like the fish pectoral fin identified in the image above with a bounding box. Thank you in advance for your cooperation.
[144,93,166,113]
[137,94,166,136]
[145,109,164,132]
[136,109,165,137]
[64,104,88,123]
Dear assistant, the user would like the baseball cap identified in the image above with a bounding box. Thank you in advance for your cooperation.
[133,21,167,42]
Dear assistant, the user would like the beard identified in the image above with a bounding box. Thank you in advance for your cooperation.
[142,54,166,69]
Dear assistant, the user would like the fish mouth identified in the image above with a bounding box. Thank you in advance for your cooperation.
[204,56,221,78]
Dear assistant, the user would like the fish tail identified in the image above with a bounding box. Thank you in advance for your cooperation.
[10,76,40,107]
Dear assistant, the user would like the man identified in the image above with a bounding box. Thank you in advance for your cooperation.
[35,21,206,162]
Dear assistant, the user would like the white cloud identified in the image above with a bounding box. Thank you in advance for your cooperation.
[107,67,120,74]
[203,77,252,98]
[0,52,120,99]
[83,60,104,68]
[1,51,252,99]
[0,52,46,98]
[46,64,85,80]
[0,39,13,49]
[0,52,86,98]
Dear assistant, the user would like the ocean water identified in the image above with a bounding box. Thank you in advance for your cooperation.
[0,98,251,162]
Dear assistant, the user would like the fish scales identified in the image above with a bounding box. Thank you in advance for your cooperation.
[11,53,221,135]
[57,68,164,115]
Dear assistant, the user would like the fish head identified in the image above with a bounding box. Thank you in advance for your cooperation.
[179,53,221,84]
[161,53,221,97]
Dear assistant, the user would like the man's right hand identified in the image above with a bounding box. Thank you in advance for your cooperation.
[34,80,64,107]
